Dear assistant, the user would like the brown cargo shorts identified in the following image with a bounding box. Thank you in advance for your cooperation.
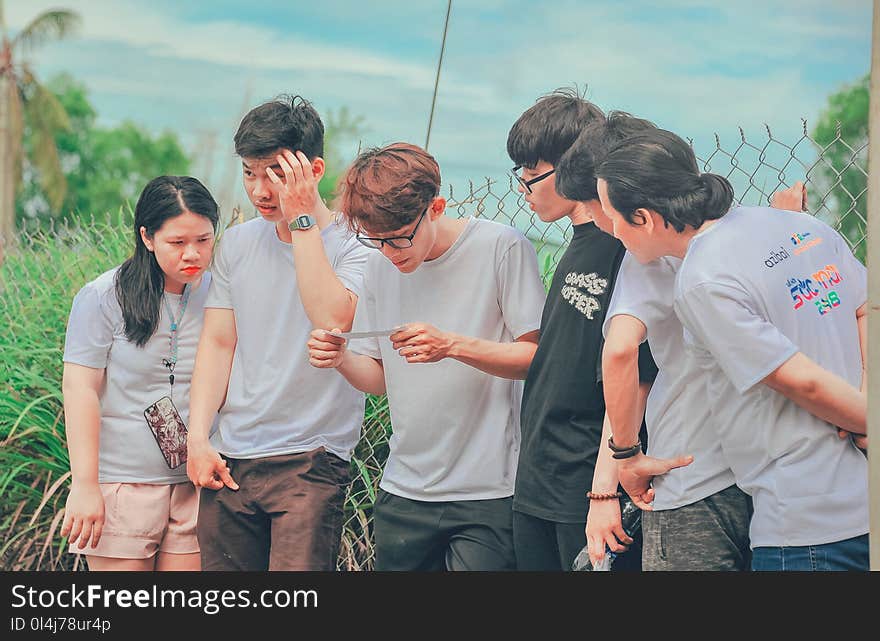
[197,446,351,571]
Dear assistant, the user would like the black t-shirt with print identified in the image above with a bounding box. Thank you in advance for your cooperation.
[515,221,658,523]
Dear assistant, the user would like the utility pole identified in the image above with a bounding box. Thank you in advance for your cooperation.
[867,0,879,570]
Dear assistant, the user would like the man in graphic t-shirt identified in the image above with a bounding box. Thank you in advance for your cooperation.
[506,91,658,571]
[596,127,868,571]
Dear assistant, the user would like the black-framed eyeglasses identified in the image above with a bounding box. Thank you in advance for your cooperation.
[356,208,428,250]
[511,165,555,194]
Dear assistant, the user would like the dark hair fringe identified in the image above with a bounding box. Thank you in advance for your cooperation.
[506,86,605,168]
[234,94,324,160]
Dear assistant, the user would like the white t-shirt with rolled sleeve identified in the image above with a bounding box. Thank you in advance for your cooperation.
[604,253,735,510]
[63,268,212,484]
[205,216,370,461]
[350,217,546,501]
[673,206,868,548]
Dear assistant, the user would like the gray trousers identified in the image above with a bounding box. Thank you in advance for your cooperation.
[641,484,752,571]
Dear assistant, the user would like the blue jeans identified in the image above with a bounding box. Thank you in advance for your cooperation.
[751,534,868,571]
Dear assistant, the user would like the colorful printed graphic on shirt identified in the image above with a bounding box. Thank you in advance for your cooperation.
[786,264,842,316]
[812,264,842,290]
[790,231,823,255]
[561,271,608,319]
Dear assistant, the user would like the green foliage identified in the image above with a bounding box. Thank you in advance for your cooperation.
[812,74,868,262]
[0,2,80,245]
[340,393,391,570]
[15,74,365,228]
[16,74,190,230]
[319,106,367,204]
[10,8,80,51]
[16,67,72,211]
[537,244,562,290]
[0,212,132,570]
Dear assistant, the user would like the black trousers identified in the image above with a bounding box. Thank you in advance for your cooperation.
[513,509,643,571]
[373,489,516,571]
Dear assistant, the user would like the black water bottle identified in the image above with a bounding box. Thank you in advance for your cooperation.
[572,497,642,571]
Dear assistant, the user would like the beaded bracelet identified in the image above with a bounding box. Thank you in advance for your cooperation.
[586,491,622,501]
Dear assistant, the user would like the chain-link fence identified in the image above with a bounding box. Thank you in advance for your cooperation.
[0,122,868,571]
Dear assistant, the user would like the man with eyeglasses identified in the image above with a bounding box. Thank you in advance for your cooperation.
[505,89,658,571]
[306,142,546,571]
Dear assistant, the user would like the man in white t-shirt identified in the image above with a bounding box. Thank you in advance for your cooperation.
[560,113,809,570]
[595,127,868,571]
[186,95,371,570]
[307,142,546,570]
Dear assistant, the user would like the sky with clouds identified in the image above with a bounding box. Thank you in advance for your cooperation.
[8,0,874,216]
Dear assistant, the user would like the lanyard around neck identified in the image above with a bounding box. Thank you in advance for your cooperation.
[162,283,192,393]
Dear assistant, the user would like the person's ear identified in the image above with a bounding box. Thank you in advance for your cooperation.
[140,226,154,252]
[636,208,655,235]
[311,156,326,181]
[429,196,446,220]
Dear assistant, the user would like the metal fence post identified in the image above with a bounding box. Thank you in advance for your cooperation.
[868,0,880,571]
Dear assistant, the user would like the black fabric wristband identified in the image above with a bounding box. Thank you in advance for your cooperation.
[608,436,641,460]
[611,447,641,460]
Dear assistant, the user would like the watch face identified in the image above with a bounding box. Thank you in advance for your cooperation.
[289,215,315,230]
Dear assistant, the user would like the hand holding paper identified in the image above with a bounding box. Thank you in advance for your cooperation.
[308,328,348,369]
[390,323,454,364]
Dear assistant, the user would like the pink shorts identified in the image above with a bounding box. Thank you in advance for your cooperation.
[69,482,199,559]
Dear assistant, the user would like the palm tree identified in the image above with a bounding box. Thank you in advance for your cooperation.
[0,2,79,261]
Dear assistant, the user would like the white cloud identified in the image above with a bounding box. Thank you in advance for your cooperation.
[8,0,437,87]
[8,0,872,211]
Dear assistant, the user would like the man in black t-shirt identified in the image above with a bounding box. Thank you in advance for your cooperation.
[507,91,658,571]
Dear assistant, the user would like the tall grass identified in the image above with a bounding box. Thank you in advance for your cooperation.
[1,213,134,570]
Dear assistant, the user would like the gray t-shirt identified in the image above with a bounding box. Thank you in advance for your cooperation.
[604,253,736,510]
[674,206,868,548]
[63,268,212,483]
[350,218,546,501]
[205,217,370,461]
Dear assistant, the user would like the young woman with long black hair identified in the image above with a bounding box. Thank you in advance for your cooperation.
[60,175,219,571]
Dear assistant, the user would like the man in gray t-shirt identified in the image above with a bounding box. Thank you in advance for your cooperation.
[595,127,868,571]
[307,143,546,571]
[186,96,370,571]
[594,176,805,572]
